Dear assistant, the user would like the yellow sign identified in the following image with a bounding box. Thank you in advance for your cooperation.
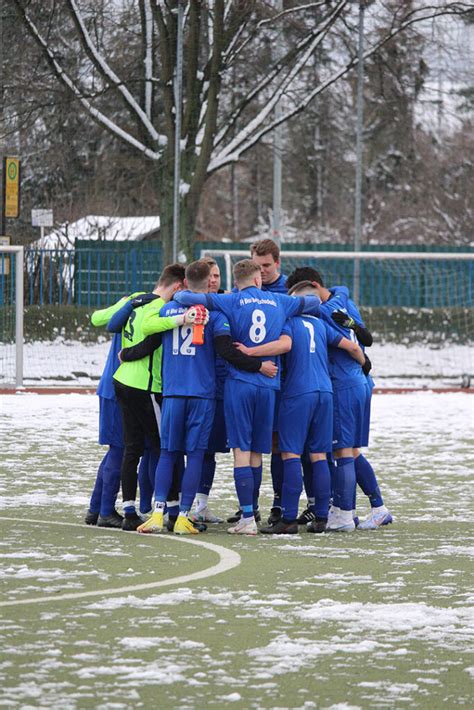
[4,157,20,218]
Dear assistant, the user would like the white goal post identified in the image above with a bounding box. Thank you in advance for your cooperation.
[200,248,474,293]
[0,246,24,388]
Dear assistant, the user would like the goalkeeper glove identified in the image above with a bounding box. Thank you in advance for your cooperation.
[362,354,372,375]
[130,293,157,308]
[174,305,210,326]
[331,310,356,329]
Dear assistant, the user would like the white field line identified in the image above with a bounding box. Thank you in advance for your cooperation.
[0,517,241,608]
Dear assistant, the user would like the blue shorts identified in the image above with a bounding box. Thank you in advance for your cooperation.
[99,396,124,447]
[207,399,229,454]
[224,379,275,453]
[332,383,367,450]
[361,377,374,447]
[272,390,281,433]
[161,397,215,453]
[278,391,333,455]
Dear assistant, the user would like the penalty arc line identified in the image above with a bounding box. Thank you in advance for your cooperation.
[0,516,242,608]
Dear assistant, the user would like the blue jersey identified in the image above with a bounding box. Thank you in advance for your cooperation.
[330,285,374,388]
[159,301,230,398]
[263,273,287,293]
[281,316,342,398]
[96,333,122,400]
[318,289,366,390]
[173,287,320,390]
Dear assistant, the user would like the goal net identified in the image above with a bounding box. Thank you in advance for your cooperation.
[0,247,24,388]
[200,249,473,390]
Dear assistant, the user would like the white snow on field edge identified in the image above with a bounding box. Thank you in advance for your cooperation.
[0,340,472,388]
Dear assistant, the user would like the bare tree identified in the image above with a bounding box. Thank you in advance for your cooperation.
[7,0,473,259]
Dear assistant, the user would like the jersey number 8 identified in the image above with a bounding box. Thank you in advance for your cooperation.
[249,309,267,344]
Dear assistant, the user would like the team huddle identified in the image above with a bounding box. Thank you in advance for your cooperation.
[85,239,392,536]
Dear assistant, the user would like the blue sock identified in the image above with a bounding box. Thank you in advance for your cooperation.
[251,465,262,511]
[332,457,356,511]
[271,453,283,508]
[180,450,206,512]
[167,504,179,518]
[312,460,331,519]
[89,453,107,514]
[155,450,179,503]
[198,454,216,495]
[234,466,254,518]
[99,445,123,516]
[355,454,384,507]
[327,455,337,502]
[281,458,302,521]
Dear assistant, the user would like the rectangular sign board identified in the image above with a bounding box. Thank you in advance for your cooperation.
[31,208,54,227]
[4,157,21,219]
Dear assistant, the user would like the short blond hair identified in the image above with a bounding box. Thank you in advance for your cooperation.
[233,259,261,286]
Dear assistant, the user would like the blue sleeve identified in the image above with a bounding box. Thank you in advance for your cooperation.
[213,311,231,337]
[301,295,321,317]
[330,285,350,298]
[281,319,293,338]
[107,301,134,332]
[323,320,343,348]
[173,290,207,307]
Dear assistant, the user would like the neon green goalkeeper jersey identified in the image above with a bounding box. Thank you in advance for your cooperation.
[113,296,178,393]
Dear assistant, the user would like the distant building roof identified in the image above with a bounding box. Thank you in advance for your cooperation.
[34,215,160,248]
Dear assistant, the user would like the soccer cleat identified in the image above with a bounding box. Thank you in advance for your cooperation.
[260,519,298,535]
[122,512,144,531]
[173,516,200,535]
[353,515,360,528]
[326,507,355,533]
[296,508,316,525]
[192,507,223,524]
[137,511,165,534]
[307,518,327,534]
[227,509,261,524]
[166,514,178,532]
[97,510,124,528]
[84,510,99,525]
[358,507,393,530]
[267,507,283,525]
[227,516,258,535]
[227,509,242,523]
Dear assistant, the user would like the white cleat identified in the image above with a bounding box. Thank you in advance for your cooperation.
[326,506,355,532]
[192,507,223,524]
[358,507,393,530]
[227,516,258,535]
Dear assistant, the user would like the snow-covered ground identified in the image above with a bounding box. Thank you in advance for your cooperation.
[0,392,473,708]
[1,339,472,389]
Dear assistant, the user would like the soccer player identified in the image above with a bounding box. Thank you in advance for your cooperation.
[138,260,277,535]
[193,257,228,523]
[84,301,128,528]
[250,238,288,293]
[109,264,194,530]
[286,267,391,531]
[330,287,392,529]
[173,259,321,535]
[260,281,364,534]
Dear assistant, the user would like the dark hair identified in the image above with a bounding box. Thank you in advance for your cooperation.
[157,263,186,288]
[185,259,211,288]
[287,280,318,296]
[286,266,324,290]
[250,238,280,261]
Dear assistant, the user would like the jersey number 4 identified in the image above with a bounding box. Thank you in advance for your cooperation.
[172,325,196,356]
